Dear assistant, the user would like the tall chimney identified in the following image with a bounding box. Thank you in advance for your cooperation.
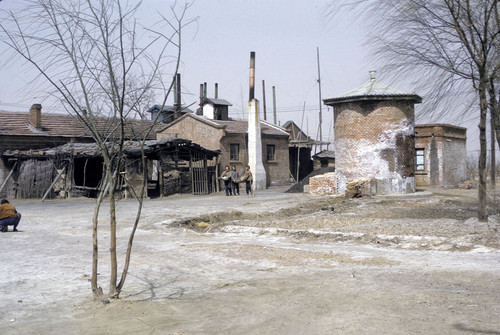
[30,104,42,129]
[174,73,181,119]
[197,83,204,116]
[262,80,267,121]
[272,86,277,125]
[215,83,219,99]
[249,51,255,101]
[203,82,207,98]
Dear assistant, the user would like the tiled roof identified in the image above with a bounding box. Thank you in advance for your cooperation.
[0,111,161,140]
[324,71,422,105]
[214,119,289,136]
[160,113,289,137]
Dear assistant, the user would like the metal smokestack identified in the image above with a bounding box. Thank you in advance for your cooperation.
[174,73,181,119]
[272,86,277,125]
[215,83,219,99]
[249,51,255,101]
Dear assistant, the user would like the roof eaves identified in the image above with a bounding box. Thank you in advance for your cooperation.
[324,94,422,105]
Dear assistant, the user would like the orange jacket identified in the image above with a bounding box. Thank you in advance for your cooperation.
[0,203,17,220]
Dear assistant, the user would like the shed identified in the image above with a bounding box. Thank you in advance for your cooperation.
[1,138,219,199]
[312,150,335,171]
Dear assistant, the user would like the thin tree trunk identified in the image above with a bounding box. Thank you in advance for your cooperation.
[108,168,118,298]
[488,77,499,186]
[478,74,489,221]
[117,155,147,294]
[491,113,496,187]
[91,173,108,299]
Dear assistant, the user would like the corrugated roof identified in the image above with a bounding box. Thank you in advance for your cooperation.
[0,111,161,140]
[324,71,422,105]
[312,150,335,159]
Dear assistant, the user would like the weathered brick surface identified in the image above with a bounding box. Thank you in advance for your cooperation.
[332,101,416,194]
[345,177,376,197]
[157,116,224,150]
[309,172,338,195]
[415,124,467,187]
[157,116,290,186]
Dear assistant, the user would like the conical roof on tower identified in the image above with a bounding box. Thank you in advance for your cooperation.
[324,71,422,105]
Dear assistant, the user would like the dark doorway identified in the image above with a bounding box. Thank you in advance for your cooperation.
[74,158,103,188]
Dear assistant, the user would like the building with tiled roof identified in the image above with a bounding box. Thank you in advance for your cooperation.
[0,104,168,198]
[156,112,290,187]
[0,104,160,150]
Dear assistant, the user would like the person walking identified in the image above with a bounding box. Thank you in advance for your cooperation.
[0,199,22,232]
[230,165,240,195]
[239,165,253,196]
[220,165,232,196]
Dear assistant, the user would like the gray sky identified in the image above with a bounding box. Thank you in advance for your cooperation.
[0,0,491,155]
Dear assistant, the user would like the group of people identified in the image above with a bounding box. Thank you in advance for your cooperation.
[0,199,21,232]
[221,165,253,196]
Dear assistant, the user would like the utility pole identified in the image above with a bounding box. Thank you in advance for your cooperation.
[317,47,323,152]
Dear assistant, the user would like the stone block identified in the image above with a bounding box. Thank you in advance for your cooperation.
[345,177,376,198]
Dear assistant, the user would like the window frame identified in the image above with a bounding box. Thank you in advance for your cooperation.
[415,148,425,171]
[266,144,276,161]
[229,143,240,161]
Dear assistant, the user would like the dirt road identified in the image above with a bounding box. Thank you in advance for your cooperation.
[1,187,499,334]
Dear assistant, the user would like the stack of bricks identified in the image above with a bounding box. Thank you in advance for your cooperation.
[309,172,338,195]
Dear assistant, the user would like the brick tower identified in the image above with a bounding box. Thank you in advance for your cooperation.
[324,71,422,194]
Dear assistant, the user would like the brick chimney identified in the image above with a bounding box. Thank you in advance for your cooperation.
[29,104,42,129]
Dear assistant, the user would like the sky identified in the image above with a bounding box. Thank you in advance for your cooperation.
[0,0,493,156]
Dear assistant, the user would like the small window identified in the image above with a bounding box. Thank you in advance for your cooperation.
[266,144,276,161]
[230,143,239,161]
[416,148,425,171]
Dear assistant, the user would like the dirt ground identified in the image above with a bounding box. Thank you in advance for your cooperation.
[1,186,499,334]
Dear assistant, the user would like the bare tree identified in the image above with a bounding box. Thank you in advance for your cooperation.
[0,0,196,299]
[328,0,500,220]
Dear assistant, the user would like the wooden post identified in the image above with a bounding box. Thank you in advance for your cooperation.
[0,161,18,194]
[317,47,323,152]
[41,164,67,202]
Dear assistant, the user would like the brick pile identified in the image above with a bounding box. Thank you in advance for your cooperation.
[309,172,338,195]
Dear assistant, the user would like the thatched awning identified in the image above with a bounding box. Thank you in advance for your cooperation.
[2,138,220,161]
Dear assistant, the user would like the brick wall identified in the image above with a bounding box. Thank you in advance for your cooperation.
[415,124,467,187]
[157,117,224,151]
[262,135,290,186]
[220,134,289,187]
[334,100,415,193]
[157,117,290,187]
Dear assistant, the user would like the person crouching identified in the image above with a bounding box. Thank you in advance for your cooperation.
[0,199,21,232]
